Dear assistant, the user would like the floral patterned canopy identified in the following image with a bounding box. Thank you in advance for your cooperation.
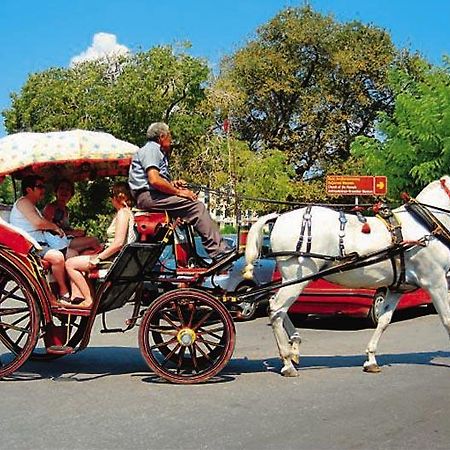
[0,129,138,182]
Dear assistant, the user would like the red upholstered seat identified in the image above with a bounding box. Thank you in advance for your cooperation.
[134,211,169,242]
[0,223,33,255]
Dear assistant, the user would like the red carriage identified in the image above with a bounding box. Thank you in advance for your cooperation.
[0,130,240,384]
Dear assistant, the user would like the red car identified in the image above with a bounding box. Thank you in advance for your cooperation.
[271,270,433,325]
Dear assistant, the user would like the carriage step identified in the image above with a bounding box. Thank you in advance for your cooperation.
[100,328,124,334]
[46,345,74,355]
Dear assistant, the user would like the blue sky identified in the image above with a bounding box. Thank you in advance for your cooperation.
[1,0,449,136]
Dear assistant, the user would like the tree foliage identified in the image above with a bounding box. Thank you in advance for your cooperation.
[213,6,410,179]
[189,135,294,214]
[351,58,450,198]
[3,45,212,153]
[2,45,213,230]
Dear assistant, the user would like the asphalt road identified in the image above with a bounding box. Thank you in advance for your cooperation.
[2,306,450,450]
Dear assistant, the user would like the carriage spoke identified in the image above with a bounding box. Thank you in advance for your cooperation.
[11,313,30,327]
[0,285,23,303]
[176,346,186,374]
[147,326,178,336]
[197,337,224,348]
[187,301,196,327]
[0,293,26,303]
[0,322,32,334]
[0,307,29,317]
[161,311,181,330]
[197,326,224,340]
[13,327,28,348]
[191,309,214,331]
[0,330,16,352]
[149,336,177,351]
[161,343,181,367]
[193,342,212,362]
[174,301,186,325]
[188,345,199,372]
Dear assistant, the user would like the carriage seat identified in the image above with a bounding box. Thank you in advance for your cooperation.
[133,209,170,242]
[0,219,42,255]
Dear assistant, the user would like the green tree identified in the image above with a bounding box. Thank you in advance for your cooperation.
[352,58,450,198]
[3,45,212,150]
[214,5,412,180]
[190,134,294,214]
[2,45,213,230]
[0,176,14,204]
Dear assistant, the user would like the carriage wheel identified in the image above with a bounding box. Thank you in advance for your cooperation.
[0,262,40,378]
[139,289,235,384]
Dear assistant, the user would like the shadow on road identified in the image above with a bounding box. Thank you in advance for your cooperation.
[3,307,444,383]
[222,349,450,376]
[6,344,449,384]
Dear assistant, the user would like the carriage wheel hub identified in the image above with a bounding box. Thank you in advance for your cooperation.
[177,328,196,346]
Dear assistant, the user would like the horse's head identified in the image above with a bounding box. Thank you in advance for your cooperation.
[415,175,450,209]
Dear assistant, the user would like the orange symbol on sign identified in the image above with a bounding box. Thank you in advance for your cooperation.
[374,176,387,195]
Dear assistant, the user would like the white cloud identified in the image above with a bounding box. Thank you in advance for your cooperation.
[70,32,130,67]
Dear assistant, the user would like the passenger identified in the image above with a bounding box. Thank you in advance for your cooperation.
[128,121,232,263]
[9,175,71,302]
[43,178,101,253]
[63,182,136,309]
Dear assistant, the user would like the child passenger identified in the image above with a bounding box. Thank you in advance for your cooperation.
[62,182,136,309]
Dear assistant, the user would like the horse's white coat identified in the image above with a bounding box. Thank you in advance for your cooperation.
[244,177,450,376]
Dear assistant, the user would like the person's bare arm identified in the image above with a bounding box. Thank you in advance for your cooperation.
[17,198,64,235]
[147,168,197,201]
[90,209,129,264]
[42,203,54,222]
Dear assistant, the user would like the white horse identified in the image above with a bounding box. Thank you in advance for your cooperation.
[243,176,450,376]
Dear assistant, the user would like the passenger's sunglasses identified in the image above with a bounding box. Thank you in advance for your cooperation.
[34,184,45,189]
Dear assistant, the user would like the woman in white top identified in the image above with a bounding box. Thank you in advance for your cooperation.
[64,182,135,309]
[9,175,71,301]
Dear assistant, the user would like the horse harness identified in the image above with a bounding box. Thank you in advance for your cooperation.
[374,204,406,290]
[294,204,408,290]
[292,179,450,291]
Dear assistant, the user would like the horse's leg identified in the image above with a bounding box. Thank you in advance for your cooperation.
[283,313,302,364]
[363,290,402,373]
[426,278,450,340]
[269,283,304,377]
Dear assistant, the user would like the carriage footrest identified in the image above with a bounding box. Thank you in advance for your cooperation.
[100,328,124,334]
[46,345,74,355]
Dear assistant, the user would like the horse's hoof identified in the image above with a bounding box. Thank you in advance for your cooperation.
[281,366,299,377]
[363,363,381,373]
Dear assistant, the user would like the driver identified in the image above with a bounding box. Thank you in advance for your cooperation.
[128,122,232,263]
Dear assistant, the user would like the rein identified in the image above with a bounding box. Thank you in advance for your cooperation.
[186,183,373,209]
[404,199,450,249]
[401,178,450,249]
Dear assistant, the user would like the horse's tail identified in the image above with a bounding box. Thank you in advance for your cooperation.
[242,212,279,280]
